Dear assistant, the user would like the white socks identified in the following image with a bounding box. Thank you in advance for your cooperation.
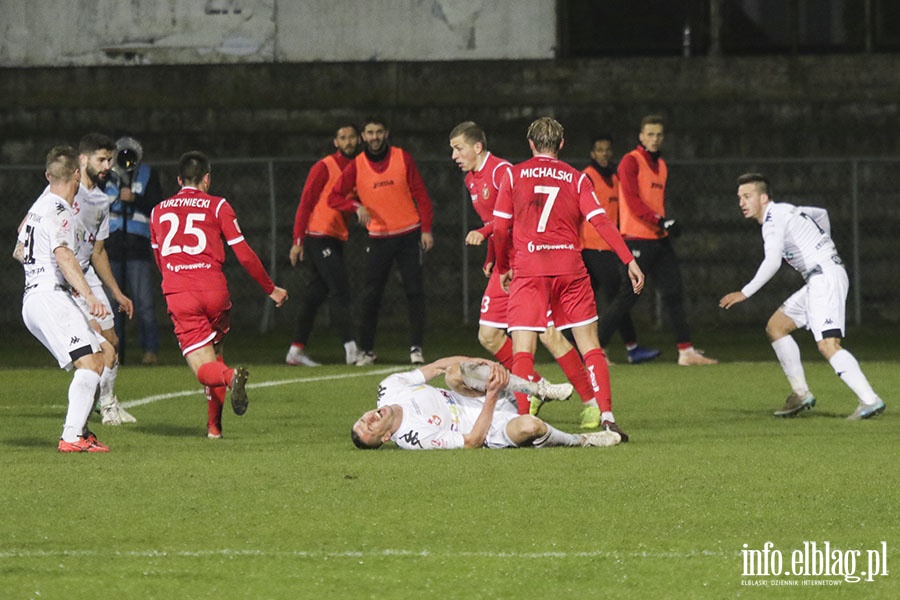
[829,349,880,405]
[98,363,118,408]
[771,336,810,395]
[532,424,581,448]
[61,369,101,442]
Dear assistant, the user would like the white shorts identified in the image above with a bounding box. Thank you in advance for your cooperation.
[23,290,104,370]
[780,265,848,342]
[72,283,115,331]
[484,395,520,449]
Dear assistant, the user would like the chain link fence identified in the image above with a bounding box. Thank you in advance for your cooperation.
[3,155,898,352]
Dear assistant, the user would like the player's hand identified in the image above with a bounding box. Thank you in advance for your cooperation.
[719,291,747,310]
[482,261,493,278]
[115,292,134,319]
[12,242,26,265]
[421,232,434,252]
[660,218,682,238]
[356,205,370,226]
[289,244,303,266]
[465,230,485,245]
[626,260,644,295]
[499,270,513,294]
[86,293,110,319]
[270,286,289,307]
[486,361,509,397]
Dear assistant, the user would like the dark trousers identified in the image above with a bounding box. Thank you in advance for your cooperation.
[584,250,639,347]
[603,237,691,345]
[358,231,425,352]
[293,236,355,346]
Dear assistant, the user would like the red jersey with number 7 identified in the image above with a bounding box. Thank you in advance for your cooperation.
[150,186,274,295]
[492,155,632,277]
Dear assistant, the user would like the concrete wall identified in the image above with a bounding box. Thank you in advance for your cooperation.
[0,0,555,66]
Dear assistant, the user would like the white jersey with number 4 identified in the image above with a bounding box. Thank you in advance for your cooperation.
[741,202,841,298]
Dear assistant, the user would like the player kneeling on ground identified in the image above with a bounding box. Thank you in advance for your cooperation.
[350,357,620,450]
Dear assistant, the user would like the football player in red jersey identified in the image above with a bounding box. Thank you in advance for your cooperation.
[493,118,643,441]
[150,151,288,438]
[450,121,610,422]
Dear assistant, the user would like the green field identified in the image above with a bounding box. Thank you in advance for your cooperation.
[1,325,897,599]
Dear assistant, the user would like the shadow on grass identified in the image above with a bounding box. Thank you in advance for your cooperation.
[3,436,52,448]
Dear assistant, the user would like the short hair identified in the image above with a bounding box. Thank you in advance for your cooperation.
[640,114,665,129]
[737,172,770,195]
[527,117,564,153]
[45,145,79,183]
[591,132,613,146]
[334,123,359,138]
[178,151,210,186]
[361,115,388,131]
[350,426,381,450]
[449,121,486,147]
[78,132,115,156]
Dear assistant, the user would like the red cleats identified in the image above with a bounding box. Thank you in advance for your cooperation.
[58,436,110,453]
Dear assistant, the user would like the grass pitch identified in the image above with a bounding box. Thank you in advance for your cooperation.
[1,326,898,599]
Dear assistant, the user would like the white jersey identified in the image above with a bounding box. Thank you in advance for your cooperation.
[18,191,78,299]
[73,182,111,287]
[741,202,841,298]
[377,369,517,450]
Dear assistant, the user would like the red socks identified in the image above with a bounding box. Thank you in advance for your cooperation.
[555,348,594,403]
[197,360,234,388]
[511,351,536,414]
[583,348,612,412]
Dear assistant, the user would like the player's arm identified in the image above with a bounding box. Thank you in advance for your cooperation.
[290,161,329,266]
[220,202,288,306]
[327,162,362,212]
[404,152,434,251]
[721,222,785,308]
[90,240,134,318]
[55,246,109,318]
[417,356,482,383]
[462,362,508,449]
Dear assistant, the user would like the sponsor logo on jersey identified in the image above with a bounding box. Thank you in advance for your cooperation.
[398,429,423,448]
[526,240,576,253]
[373,180,395,189]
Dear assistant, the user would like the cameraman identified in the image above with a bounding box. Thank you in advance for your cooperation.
[105,136,164,365]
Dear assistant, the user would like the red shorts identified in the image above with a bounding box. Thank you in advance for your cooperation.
[165,289,232,356]
[478,270,509,329]
[507,273,597,332]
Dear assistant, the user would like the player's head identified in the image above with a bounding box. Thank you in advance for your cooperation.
[78,132,115,187]
[178,151,211,188]
[449,121,487,173]
[333,123,360,159]
[589,133,614,167]
[45,145,80,185]
[350,405,397,449]
[527,117,565,155]
[639,114,665,152]
[361,116,390,155]
[736,172,771,222]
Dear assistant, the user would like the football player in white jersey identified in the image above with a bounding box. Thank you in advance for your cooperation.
[720,173,884,420]
[72,133,136,425]
[15,146,113,452]
[350,357,621,450]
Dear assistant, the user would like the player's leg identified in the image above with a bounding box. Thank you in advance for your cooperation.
[510,330,540,414]
[507,276,545,414]
[538,326,595,416]
[356,237,394,363]
[318,238,359,364]
[768,289,816,416]
[287,238,329,366]
[395,231,426,364]
[24,293,109,451]
[809,269,883,419]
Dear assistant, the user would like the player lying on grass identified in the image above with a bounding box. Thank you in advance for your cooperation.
[350,357,621,450]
